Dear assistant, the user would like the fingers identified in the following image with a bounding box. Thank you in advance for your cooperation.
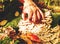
[28,11,33,21]
[39,9,44,20]
[22,6,44,23]
[32,13,37,22]
[32,9,44,23]
[32,10,37,23]
[22,12,27,20]
[37,10,40,20]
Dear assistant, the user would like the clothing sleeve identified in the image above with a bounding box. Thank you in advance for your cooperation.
[18,0,24,3]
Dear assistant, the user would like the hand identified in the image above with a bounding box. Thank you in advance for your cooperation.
[22,0,44,23]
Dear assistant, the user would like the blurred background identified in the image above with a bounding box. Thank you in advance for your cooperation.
[0,0,60,26]
[0,0,60,12]
[39,0,60,6]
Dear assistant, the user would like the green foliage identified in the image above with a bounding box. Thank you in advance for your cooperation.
[0,37,20,44]
[0,37,12,44]
[14,40,19,44]
[51,13,60,27]
[57,42,60,44]
[4,16,22,28]
[39,0,60,6]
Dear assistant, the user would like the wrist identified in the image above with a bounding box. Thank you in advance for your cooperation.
[24,0,32,2]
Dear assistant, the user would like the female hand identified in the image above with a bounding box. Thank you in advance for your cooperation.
[22,0,44,23]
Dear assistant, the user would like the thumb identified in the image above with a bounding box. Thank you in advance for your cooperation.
[22,12,27,20]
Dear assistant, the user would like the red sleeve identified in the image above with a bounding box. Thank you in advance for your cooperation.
[18,0,24,3]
